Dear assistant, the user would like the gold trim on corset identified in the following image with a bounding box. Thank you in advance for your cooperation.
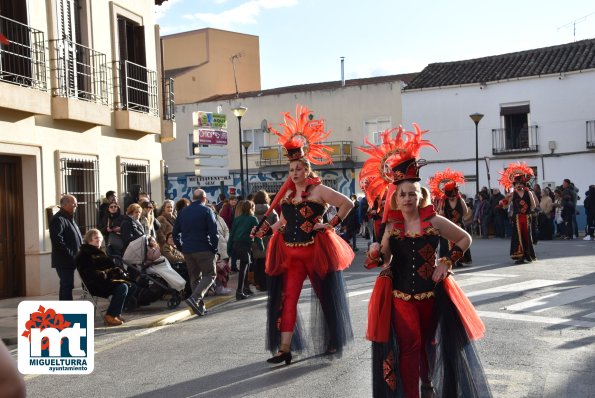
[392,290,434,301]
[284,239,315,247]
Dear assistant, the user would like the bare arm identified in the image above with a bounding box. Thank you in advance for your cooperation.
[459,198,469,215]
[380,223,392,267]
[312,185,354,231]
[432,214,472,252]
[270,213,286,231]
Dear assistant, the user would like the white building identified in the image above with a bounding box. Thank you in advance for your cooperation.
[402,39,595,201]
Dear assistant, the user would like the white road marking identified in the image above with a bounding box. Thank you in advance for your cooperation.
[466,279,565,302]
[477,310,595,328]
[505,285,595,312]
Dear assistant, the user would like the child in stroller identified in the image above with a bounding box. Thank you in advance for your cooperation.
[122,235,188,308]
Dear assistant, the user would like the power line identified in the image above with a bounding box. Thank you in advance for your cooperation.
[557,12,595,41]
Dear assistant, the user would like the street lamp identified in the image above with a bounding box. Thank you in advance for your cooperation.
[241,141,252,195]
[469,112,484,196]
[232,106,248,196]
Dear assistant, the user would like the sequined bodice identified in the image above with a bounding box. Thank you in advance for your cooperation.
[281,200,326,244]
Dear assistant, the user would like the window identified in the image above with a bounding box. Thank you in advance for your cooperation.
[59,156,100,234]
[364,117,392,144]
[0,0,46,90]
[121,161,151,203]
[501,105,529,150]
[242,128,267,154]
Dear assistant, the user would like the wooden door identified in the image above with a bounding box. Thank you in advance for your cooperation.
[0,156,25,298]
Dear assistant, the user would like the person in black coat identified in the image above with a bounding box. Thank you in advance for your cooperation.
[76,229,136,326]
[98,201,125,256]
[120,203,145,250]
[49,195,83,300]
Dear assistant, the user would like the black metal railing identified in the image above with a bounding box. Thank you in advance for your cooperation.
[587,120,595,149]
[162,77,174,120]
[50,39,108,105]
[0,15,47,90]
[113,60,158,116]
[256,141,356,166]
[492,125,539,154]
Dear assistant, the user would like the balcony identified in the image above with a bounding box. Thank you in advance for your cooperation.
[113,60,160,134]
[491,125,539,155]
[0,15,49,115]
[160,77,176,142]
[49,39,110,125]
[256,141,356,166]
[587,120,595,149]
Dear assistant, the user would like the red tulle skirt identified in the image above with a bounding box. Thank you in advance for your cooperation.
[266,229,355,277]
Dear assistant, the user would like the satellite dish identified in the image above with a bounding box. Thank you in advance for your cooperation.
[261,119,269,132]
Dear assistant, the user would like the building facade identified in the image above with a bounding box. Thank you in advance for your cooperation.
[402,39,595,204]
[0,0,175,297]
[161,75,415,202]
[162,28,261,104]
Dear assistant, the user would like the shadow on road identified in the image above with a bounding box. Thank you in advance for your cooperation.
[130,357,332,398]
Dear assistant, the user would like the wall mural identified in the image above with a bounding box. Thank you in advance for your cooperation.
[165,168,355,203]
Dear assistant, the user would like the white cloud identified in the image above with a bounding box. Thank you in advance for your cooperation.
[182,0,299,30]
[153,0,184,21]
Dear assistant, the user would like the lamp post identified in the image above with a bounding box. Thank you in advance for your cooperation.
[469,113,484,196]
[241,140,252,195]
[232,106,248,196]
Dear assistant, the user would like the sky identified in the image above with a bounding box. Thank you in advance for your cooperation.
[154,0,595,90]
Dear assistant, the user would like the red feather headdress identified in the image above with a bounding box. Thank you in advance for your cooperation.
[428,168,466,198]
[498,162,534,191]
[357,124,436,208]
[268,104,333,165]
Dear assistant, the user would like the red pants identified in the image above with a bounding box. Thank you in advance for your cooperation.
[280,245,322,332]
[392,296,435,398]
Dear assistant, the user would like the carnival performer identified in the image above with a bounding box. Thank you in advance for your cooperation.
[252,105,355,365]
[359,125,492,398]
[498,162,537,264]
[430,168,472,267]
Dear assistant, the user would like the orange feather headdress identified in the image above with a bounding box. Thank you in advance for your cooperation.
[428,168,466,199]
[498,162,534,191]
[357,124,437,223]
[268,104,333,165]
[357,124,436,208]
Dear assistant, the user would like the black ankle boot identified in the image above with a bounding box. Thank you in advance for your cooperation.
[236,291,248,300]
[267,351,292,365]
[243,288,254,296]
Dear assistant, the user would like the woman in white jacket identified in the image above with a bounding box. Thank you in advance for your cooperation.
[210,204,231,295]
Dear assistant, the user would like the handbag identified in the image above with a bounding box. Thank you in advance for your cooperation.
[108,233,124,251]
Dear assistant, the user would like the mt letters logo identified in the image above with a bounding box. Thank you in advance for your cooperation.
[18,301,94,374]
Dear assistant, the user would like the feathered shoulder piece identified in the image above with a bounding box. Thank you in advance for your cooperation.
[357,124,436,207]
[498,162,534,191]
[268,104,333,165]
[428,168,466,198]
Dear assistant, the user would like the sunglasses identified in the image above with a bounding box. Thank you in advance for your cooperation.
[109,205,118,209]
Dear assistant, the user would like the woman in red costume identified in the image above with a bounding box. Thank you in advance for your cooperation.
[253,105,355,365]
[430,169,472,268]
[498,162,537,264]
[360,125,492,398]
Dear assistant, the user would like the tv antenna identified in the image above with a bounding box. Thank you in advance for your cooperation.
[557,12,595,41]
[230,51,245,98]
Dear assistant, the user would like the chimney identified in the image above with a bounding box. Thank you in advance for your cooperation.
[340,57,345,87]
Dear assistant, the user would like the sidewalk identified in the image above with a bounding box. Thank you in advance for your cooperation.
[1,271,240,347]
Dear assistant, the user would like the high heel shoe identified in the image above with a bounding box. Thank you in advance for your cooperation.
[266,351,292,365]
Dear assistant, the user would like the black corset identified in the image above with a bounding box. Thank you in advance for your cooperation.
[389,234,439,294]
[281,201,326,243]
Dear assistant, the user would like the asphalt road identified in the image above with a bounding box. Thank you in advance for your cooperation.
[21,237,595,398]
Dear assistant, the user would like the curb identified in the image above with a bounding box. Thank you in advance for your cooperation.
[146,294,234,327]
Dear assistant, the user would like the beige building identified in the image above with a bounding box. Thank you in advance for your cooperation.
[162,28,261,104]
[162,74,416,202]
[0,0,175,297]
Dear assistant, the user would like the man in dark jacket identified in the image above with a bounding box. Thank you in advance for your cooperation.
[49,195,83,300]
[173,188,219,315]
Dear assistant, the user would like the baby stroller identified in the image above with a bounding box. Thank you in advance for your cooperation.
[122,235,187,308]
